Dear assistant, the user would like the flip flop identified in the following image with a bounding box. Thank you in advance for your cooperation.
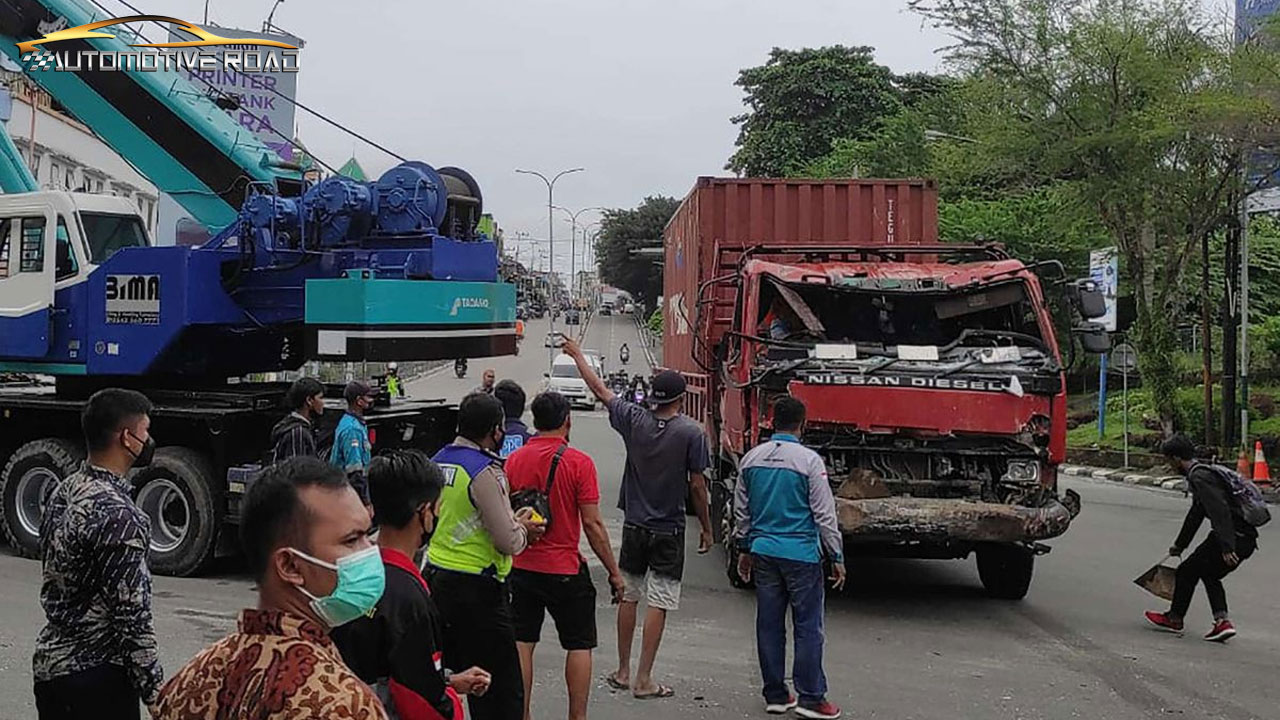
[604,674,630,691]
[633,685,675,700]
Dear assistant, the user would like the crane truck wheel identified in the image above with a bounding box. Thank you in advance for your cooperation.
[976,543,1035,600]
[132,447,221,577]
[1,438,85,558]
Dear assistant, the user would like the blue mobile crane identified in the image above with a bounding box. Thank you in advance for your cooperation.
[0,1,516,574]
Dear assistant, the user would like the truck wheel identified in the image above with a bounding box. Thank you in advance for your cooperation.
[720,489,753,590]
[132,447,221,577]
[976,544,1034,600]
[0,439,84,558]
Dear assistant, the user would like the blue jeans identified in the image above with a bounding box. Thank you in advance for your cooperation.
[753,553,827,705]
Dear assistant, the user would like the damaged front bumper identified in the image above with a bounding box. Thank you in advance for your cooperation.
[835,489,1081,545]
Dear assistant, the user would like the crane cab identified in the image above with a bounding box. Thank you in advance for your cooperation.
[0,191,149,371]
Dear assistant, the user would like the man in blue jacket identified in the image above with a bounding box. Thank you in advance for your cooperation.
[330,380,375,510]
[734,396,845,720]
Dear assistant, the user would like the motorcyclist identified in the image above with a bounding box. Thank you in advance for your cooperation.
[619,343,631,365]
[454,358,468,378]
[386,362,405,398]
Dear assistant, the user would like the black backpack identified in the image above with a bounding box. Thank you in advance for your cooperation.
[510,444,568,527]
[1198,463,1272,529]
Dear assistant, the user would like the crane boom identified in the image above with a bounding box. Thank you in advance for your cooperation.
[0,117,38,192]
[0,0,298,229]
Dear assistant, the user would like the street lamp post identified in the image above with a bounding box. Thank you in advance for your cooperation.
[553,206,604,304]
[517,168,583,364]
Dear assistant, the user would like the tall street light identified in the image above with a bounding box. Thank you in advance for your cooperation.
[516,167,583,361]
[553,205,604,302]
[579,221,602,295]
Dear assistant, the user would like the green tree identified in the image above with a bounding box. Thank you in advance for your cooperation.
[727,46,904,176]
[596,196,681,303]
[910,0,1280,434]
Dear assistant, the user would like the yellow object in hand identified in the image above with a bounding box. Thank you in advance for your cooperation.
[529,510,546,524]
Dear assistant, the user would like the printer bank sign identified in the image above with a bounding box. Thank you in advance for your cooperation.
[16,15,299,74]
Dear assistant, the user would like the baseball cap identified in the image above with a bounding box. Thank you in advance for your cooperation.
[649,370,686,406]
[344,380,375,403]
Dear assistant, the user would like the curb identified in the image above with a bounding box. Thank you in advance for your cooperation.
[633,313,658,370]
[1063,464,1280,502]
[1061,464,1179,489]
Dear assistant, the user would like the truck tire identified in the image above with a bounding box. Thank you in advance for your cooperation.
[132,447,221,577]
[0,439,84,558]
[976,544,1034,600]
[719,487,753,590]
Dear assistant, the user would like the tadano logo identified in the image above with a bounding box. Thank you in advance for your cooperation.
[450,297,491,316]
[18,15,299,73]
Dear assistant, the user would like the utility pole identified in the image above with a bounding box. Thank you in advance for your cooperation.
[1240,195,1251,448]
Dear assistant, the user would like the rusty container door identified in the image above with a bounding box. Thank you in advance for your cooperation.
[662,177,940,375]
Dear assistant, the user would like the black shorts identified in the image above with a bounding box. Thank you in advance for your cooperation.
[510,563,598,650]
[619,523,685,582]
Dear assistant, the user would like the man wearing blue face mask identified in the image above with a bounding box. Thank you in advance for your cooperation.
[151,457,389,719]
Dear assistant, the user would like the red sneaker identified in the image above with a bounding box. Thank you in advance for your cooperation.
[796,701,842,720]
[1204,619,1236,642]
[1144,611,1185,634]
[765,695,798,715]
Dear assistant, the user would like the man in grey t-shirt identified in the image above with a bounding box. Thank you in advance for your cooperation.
[562,338,712,701]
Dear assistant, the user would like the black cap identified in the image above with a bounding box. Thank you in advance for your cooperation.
[650,370,686,405]
[344,380,375,403]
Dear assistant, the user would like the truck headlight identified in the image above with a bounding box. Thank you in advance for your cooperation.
[1005,460,1040,485]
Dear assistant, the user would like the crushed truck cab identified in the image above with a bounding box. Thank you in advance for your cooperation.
[663,177,1102,599]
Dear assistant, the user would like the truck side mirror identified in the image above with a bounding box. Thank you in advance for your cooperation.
[1069,279,1107,320]
[1075,323,1111,354]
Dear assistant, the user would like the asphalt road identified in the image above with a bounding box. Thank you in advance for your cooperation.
[0,312,1276,719]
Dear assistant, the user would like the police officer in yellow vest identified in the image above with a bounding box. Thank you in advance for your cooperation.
[385,362,404,399]
[429,392,546,720]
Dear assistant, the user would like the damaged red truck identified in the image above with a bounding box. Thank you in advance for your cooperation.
[663,177,1108,599]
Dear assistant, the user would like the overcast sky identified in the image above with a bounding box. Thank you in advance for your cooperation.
[145,0,1232,268]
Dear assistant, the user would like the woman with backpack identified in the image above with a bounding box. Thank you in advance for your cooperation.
[1145,434,1268,642]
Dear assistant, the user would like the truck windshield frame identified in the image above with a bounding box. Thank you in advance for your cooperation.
[81,212,150,265]
[755,276,1049,352]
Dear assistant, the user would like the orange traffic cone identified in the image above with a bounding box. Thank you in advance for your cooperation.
[1237,447,1252,477]
[1252,441,1271,487]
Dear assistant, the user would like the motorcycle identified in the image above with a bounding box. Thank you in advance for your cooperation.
[619,346,631,365]
[454,358,468,378]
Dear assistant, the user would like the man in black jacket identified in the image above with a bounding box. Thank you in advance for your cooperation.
[332,449,491,720]
[1145,434,1260,642]
[271,377,325,463]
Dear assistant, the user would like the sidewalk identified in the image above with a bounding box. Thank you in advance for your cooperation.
[1060,463,1280,502]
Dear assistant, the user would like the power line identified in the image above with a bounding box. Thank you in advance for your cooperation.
[103,1,405,165]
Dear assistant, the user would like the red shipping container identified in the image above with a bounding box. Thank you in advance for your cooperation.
[662,177,939,377]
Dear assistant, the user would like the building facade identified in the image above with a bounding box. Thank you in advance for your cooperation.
[0,70,159,232]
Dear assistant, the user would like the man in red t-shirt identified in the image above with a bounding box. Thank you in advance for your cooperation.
[507,391,626,720]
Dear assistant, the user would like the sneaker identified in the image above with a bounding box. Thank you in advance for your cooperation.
[796,701,842,720]
[765,696,798,715]
[1144,611,1184,634]
[1204,619,1237,642]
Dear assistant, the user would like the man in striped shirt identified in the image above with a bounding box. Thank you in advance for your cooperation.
[734,396,845,720]
[271,377,325,464]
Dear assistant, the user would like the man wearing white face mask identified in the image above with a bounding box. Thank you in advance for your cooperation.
[151,457,389,719]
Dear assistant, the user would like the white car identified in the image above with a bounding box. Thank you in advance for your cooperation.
[545,353,604,409]
[623,302,635,314]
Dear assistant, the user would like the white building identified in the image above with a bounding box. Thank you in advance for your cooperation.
[0,70,159,233]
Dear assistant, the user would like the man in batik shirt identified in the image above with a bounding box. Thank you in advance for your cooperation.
[151,458,388,720]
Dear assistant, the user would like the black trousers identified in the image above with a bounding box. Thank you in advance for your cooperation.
[34,664,140,720]
[1170,533,1257,620]
[430,568,524,720]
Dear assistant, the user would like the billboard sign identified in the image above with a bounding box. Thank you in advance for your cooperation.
[1238,0,1280,42]
[168,23,303,162]
[1239,2,1280,187]
[1089,247,1119,332]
